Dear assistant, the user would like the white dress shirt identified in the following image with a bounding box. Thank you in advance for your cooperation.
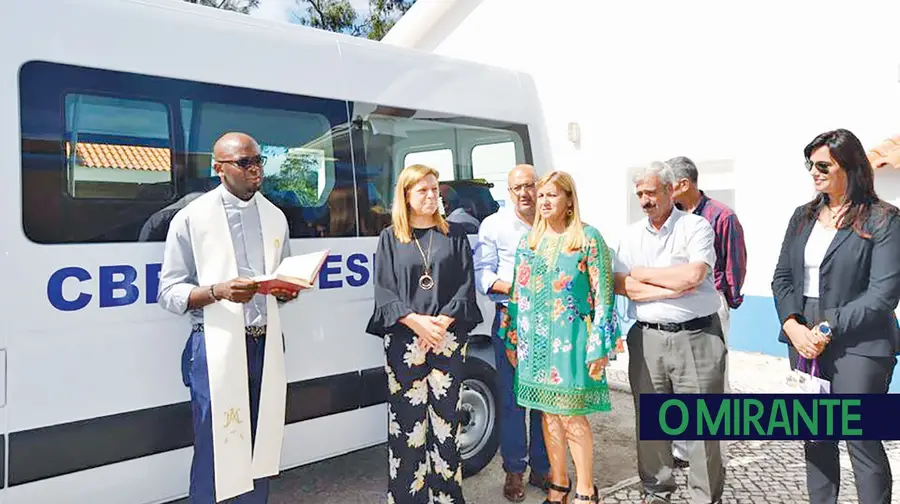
[614,208,720,323]
[473,207,532,304]
[157,186,292,327]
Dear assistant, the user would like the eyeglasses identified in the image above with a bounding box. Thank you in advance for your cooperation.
[509,182,536,194]
[805,159,832,174]
[215,154,267,170]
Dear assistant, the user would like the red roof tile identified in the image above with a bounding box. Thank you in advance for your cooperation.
[868,135,900,170]
[66,142,171,172]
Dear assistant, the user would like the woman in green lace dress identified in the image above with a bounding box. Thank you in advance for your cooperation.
[498,170,621,504]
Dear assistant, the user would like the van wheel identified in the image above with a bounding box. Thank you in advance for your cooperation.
[459,356,499,478]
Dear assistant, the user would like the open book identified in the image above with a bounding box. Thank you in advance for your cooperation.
[253,249,330,295]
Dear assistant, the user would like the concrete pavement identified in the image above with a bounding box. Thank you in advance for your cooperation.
[600,349,900,503]
[172,349,899,503]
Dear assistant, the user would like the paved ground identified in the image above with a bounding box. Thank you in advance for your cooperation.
[176,350,900,503]
[600,350,900,504]
[180,390,639,504]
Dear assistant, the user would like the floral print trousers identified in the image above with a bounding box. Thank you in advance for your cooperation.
[384,329,468,504]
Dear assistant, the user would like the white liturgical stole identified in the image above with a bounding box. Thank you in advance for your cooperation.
[186,185,287,502]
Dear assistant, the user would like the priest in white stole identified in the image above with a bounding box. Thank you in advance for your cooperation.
[158,132,301,503]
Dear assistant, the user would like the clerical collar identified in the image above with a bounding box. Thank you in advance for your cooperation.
[220,185,256,209]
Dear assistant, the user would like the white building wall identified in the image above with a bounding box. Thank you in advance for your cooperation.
[422,0,900,302]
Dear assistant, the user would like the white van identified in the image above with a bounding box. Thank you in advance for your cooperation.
[0,0,550,502]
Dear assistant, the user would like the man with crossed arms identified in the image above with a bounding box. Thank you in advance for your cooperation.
[615,161,726,504]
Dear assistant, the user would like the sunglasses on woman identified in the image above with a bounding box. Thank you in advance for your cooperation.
[805,159,832,174]
[215,154,267,170]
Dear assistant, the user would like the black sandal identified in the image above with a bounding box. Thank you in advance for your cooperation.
[542,478,572,504]
[573,484,601,503]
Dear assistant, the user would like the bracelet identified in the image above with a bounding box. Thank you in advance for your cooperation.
[209,284,217,301]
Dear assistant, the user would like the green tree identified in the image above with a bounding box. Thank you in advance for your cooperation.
[182,0,260,14]
[269,154,319,206]
[291,0,415,40]
[183,0,415,40]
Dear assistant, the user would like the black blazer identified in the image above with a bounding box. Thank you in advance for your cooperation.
[771,203,900,357]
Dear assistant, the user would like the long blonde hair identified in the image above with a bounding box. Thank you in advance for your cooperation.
[391,164,450,243]
[528,170,587,251]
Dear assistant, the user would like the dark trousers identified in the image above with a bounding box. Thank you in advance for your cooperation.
[385,328,467,504]
[627,315,727,504]
[789,297,896,504]
[181,327,271,504]
[491,305,549,475]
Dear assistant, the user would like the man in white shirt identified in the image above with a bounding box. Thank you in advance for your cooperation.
[473,164,549,502]
[158,132,300,504]
[614,161,727,504]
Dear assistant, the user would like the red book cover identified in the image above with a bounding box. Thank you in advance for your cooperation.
[253,249,329,296]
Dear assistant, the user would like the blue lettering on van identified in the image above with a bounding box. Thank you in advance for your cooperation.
[46,253,376,311]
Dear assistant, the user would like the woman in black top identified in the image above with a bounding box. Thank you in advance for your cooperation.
[771,129,900,504]
[366,164,483,504]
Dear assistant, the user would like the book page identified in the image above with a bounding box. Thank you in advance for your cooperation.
[274,249,329,283]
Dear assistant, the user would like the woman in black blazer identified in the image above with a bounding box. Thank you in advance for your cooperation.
[772,128,900,504]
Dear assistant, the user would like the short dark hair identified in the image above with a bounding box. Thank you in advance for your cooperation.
[666,156,698,184]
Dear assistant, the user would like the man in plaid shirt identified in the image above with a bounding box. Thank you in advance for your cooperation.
[667,156,747,466]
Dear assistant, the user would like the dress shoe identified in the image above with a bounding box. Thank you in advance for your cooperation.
[503,472,526,502]
[529,471,550,491]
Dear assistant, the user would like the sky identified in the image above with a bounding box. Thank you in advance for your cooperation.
[250,0,371,24]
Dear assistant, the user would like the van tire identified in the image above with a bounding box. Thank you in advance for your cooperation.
[459,355,499,478]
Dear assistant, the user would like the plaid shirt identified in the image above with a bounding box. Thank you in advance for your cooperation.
[683,191,747,309]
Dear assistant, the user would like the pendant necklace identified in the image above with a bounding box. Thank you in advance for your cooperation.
[413,229,435,290]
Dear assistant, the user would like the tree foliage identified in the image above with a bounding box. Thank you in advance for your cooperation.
[182,0,260,14]
[183,0,415,40]
[291,0,414,40]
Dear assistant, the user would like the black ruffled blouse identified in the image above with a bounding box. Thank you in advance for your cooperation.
[365,223,483,337]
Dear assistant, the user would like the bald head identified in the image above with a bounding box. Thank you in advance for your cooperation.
[212,132,264,200]
[507,164,537,221]
[508,164,536,185]
[213,132,260,160]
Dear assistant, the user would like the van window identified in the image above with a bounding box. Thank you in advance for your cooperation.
[351,103,532,237]
[472,140,518,208]
[404,149,454,182]
[19,61,354,243]
[64,94,173,200]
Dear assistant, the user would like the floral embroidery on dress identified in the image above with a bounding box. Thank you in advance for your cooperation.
[388,448,400,479]
[432,332,459,357]
[388,407,401,437]
[403,340,426,368]
[409,460,428,494]
[518,295,531,311]
[549,367,563,385]
[428,369,453,400]
[406,420,426,448]
[552,298,566,320]
[428,405,453,444]
[517,338,529,362]
[516,263,531,287]
[519,315,531,336]
[552,271,574,293]
[404,378,428,406]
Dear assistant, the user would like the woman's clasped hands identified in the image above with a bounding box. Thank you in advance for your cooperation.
[403,313,452,352]
[783,318,831,359]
